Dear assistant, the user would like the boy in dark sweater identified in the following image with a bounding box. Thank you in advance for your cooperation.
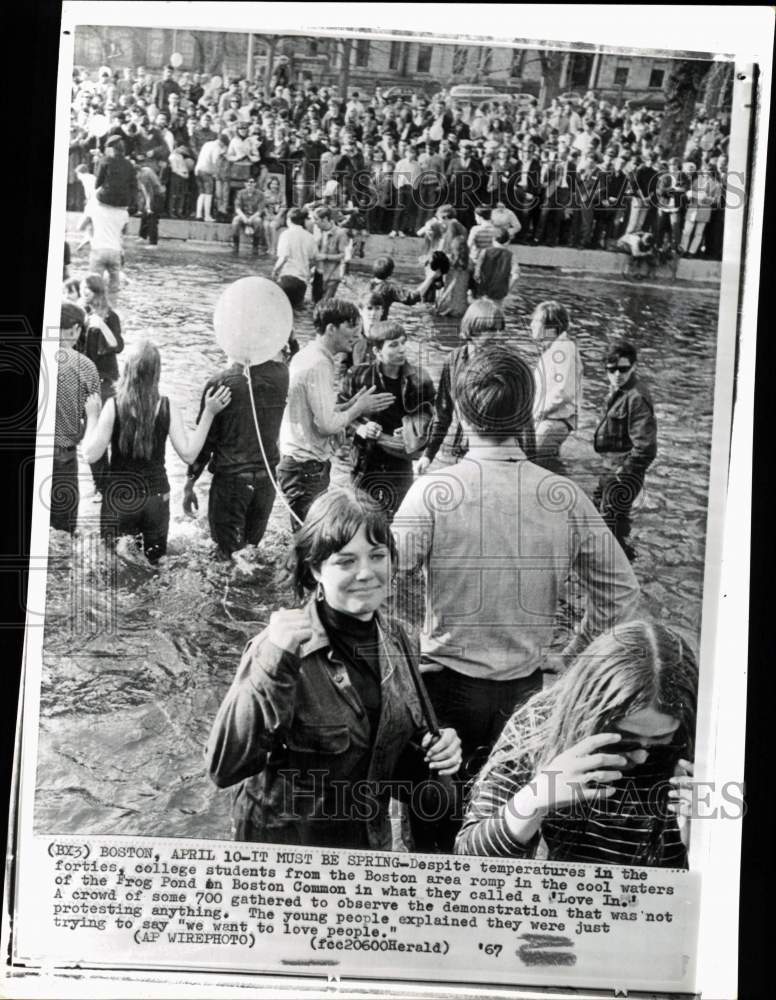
[95,136,137,210]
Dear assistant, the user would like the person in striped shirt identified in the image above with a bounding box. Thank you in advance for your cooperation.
[454,620,697,867]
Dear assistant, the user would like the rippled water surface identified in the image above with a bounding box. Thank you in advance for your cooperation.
[35,239,721,838]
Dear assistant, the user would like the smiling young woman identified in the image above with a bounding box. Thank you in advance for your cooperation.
[206,487,462,850]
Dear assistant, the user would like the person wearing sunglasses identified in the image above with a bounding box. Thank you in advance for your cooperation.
[592,340,657,562]
[455,620,697,867]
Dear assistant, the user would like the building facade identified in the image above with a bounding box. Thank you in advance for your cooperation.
[74,27,722,111]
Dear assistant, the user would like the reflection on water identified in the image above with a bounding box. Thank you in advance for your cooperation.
[35,240,721,838]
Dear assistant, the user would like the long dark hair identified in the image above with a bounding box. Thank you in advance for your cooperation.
[115,339,161,461]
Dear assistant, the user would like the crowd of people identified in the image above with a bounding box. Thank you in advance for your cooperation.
[68,62,729,259]
[53,59,705,868]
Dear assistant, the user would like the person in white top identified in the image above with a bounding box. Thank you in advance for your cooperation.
[272,207,319,309]
[389,145,422,237]
[82,197,129,304]
[194,133,228,222]
[530,300,583,472]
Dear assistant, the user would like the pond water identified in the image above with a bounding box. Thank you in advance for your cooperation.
[34,239,721,839]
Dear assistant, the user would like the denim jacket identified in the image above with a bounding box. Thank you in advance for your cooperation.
[206,600,427,849]
[593,375,657,477]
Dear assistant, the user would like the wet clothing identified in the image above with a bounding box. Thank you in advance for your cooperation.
[206,600,429,849]
[101,396,171,561]
[51,346,99,533]
[368,278,422,321]
[189,360,289,556]
[456,702,688,868]
[475,245,514,301]
[593,373,657,549]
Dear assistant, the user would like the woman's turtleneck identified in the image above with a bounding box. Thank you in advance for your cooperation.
[317,598,382,738]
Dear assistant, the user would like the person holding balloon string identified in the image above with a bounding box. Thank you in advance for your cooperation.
[184,277,296,558]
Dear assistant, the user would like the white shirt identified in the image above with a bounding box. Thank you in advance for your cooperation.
[275,225,318,283]
[83,199,128,252]
[572,131,594,156]
[279,339,351,462]
[532,334,583,426]
[195,139,224,175]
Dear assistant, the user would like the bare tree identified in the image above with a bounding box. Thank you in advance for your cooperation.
[191,32,228,75]
[339,38,352,96]
[658,60,711,156]
[702,61,734,116]
[523,49,565,107]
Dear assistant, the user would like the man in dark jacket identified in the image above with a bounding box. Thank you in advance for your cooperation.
[95,136,137,209]
[593,340,657,561]
[152,65,181,111]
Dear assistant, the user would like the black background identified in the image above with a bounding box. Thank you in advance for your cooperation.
[0,5,773,997]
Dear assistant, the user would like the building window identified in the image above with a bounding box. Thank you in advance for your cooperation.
[389,41,402,71]
[416,44,432,74]
[649,68,665,88]
[82,31,104,65]
[355,39,370,68]
[510,48,525,78]
[148,29,165,68]
[614,66,629,87]
[453,45,468,77]
[177,31,195,68]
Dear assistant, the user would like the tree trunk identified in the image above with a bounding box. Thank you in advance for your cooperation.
[128,28,147,71]
[658,60,710,157]
[340,38,352,96]
[264,36,278,98]
[702,61,733,116]
[538,50,564,108]
[205,32,227,76]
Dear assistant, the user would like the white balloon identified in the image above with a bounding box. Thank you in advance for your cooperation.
[213,276,293,366]
[170,51,183,68]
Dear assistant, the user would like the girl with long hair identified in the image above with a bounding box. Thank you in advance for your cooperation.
[434,235,475,318]
[455,621,698,867]
[82,339,231,562]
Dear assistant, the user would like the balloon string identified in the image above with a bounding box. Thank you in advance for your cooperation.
[244,365,304,528]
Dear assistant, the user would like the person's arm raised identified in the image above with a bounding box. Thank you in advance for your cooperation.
[169,385,232,465]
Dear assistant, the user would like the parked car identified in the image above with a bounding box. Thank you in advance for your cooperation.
[382,86,424,103]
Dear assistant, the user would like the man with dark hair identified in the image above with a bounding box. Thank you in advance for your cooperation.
[231,176,265,256]
[393,341,639,851]
[153,65,181,112]
[95,135,136,209]
[272,207,318,308]
[474,227,520,305]
[593,340,657,561]
[183,343,290,560]
[52,303,100,534]
[277,299,395,526]
[341,319,435,517]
